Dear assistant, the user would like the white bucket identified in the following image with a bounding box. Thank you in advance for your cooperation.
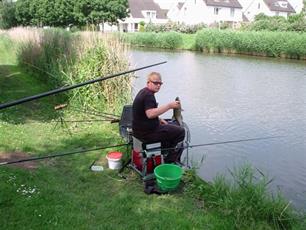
[106,152,122,170]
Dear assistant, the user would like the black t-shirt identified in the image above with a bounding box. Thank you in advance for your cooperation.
[132,87,159,137]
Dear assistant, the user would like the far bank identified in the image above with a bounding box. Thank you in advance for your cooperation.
[122,29,306,60]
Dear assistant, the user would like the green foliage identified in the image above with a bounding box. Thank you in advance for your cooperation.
[184,165,303,229]
[127,32,183,49]
[145,21,206,34]
[74,0,128,26]
[15,0,76,27]
[139,21,145,32]
[128,32,157,47]
[14,0,128,28]
[0,2,18,29]
[16,29,131,112]
[195,29,306,58]
[18,28,76,87]
[156,31,183,49]
[244,13,306,32]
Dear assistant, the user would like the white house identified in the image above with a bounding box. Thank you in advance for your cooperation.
[242,0,296,21]
[167,0,243,25]
[119,0,168,32]
[287,0,304,13]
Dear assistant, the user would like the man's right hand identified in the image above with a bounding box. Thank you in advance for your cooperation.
[168,101,181,109]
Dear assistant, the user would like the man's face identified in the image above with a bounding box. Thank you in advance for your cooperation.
[147,74,163,93]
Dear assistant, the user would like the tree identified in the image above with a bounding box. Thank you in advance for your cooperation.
[74,0,128,28]
[10,0,129,29]
[0,1,17,29]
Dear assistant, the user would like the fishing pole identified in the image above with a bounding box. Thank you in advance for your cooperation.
[26,119,119,124]
[0,143,129,166]
[0,61,167,111]
[143,136,284,153]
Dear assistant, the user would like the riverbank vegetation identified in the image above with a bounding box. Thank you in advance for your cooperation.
[123,29,306,60]
[1,29,306,229]
[6,27,132,113]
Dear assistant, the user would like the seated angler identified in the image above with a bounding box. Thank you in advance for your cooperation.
[132,72,185,163]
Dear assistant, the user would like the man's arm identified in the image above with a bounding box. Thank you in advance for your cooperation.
[146,101,180,119]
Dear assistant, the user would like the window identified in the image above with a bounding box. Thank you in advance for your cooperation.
[214,8,220,15]
[230,8,235,17]
[275,11,279,16]
[134,23,138,31]
[144,11,157,20]
[258,3,260,9]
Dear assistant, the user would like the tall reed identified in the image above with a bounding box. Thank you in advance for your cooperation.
[195,29,306,59]
[124,31,183,49]
[4,27,132,113]
[67,32,132,113]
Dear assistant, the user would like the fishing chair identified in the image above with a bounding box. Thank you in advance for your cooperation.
[131,137,164,181]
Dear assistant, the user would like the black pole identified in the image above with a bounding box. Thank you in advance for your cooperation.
[0,143,129,166]
[0,61,167,110]
[146,136,283,152]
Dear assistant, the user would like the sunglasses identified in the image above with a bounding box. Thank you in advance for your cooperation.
[150,81,163,86]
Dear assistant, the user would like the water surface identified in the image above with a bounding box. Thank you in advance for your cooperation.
[129,49,306,210]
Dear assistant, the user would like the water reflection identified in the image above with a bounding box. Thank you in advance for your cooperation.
[130,49,306,210]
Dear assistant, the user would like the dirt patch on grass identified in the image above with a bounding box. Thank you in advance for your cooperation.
[0,152,39,170]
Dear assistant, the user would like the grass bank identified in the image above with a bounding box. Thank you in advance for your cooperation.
[123,29,306,60]
[1,32,305,229]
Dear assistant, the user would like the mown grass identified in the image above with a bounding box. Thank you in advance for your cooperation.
[123,30,306,60]
[1,33,305,229]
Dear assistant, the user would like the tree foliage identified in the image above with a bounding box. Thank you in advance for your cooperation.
[0,2,18,29]
[11,0,128,28]
[243,13,306,32]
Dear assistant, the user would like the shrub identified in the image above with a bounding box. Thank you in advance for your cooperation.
[145,22,206,34]
[156,31,182,49]
[244,13,306,32]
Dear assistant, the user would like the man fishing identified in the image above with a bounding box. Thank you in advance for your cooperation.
[132,72,185,163]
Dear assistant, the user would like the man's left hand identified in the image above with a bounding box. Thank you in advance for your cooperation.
[160,118,168,125]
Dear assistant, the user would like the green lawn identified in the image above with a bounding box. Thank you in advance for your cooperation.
[0,35,218,230]
[0,35,305,229]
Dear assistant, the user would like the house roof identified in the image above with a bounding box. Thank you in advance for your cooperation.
[177,2,184,10]
[128,0,168,19]
[204,0,243,9]
[263,0,295,13]
[242,13,249,22]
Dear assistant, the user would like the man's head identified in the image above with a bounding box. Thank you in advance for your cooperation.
[147,72,163,93]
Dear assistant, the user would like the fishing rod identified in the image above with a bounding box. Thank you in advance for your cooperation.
[0,136,284,167]
[143,136,284,153]
[0,143,129,166]
[0,61,167,111]
[26,119,120,124]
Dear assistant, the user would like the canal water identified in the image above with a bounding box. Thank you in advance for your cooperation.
[129,49,306,210]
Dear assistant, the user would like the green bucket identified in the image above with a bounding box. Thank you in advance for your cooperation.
[154,164,183,191]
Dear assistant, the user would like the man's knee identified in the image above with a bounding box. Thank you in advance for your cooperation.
[175,126,185,143]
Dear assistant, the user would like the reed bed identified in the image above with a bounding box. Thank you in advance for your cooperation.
[195,29,306,59]
[125,31,183,49]
[3,27,132,113]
